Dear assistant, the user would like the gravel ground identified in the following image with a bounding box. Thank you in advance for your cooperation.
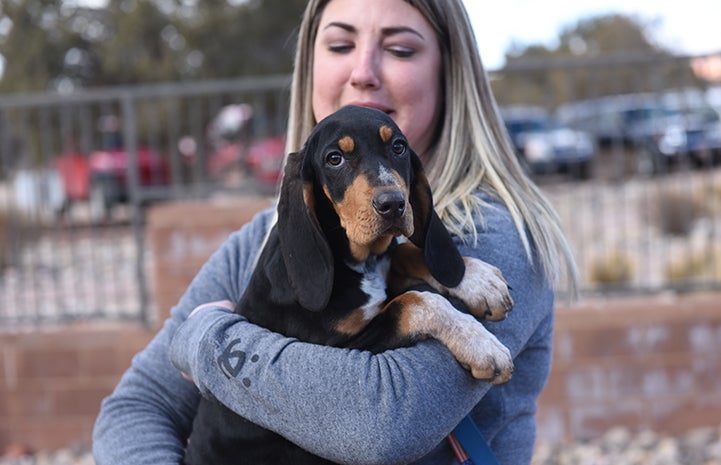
[3,425,721,465]
[0,447,93,465]
[531,425,721,465]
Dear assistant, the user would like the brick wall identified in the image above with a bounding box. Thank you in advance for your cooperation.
[537,291,721,444]
[2,199,720,452]
[146,196,274,318]
[0,324,154,451]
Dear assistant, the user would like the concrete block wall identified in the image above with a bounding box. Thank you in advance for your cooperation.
[2,199,720,452]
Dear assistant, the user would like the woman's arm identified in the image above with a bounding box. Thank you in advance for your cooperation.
[167,197,554,465]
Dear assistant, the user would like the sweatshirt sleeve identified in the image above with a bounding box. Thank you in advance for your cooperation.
[166,197,554,465]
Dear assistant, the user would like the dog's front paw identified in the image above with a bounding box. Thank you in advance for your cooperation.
[449,317,514,384]
[449,258,513,321]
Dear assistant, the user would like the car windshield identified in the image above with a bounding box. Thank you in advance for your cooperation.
[622,106,677,125]
[506,118,549,134]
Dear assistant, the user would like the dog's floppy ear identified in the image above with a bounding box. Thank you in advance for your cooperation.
[277,150,334,312]
[408,151,465,288]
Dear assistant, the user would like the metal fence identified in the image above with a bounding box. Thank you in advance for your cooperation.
[0,75,291,326]
[1,53,720,327]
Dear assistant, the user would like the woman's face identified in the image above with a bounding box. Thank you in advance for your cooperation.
[312,0,443,159]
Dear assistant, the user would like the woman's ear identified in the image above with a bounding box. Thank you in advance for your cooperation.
[277,151,334,311]
[407,151,465,288]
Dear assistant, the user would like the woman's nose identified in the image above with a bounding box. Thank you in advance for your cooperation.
[349,49,381,89]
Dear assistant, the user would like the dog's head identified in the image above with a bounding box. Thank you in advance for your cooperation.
[277,105,465,311]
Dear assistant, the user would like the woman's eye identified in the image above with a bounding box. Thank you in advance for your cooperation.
[392,140,407,155]
[326,152,344,166]
[328,43,354,54]
[387,47,415,58]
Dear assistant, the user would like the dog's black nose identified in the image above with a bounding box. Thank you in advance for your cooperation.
[373,190,406,220]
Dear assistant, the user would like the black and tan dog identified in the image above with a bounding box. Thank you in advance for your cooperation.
[184,105,514,465]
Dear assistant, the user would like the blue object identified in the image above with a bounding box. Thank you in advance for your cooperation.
[452,415,501,465]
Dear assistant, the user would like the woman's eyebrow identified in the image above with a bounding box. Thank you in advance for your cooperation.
[322,22,425,40]
[381,26,425,41]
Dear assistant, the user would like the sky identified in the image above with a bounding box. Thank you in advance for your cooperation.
[3,1,720,78]
[462,0,721,69]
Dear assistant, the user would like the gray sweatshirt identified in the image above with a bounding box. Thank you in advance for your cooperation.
[92,194,554,465]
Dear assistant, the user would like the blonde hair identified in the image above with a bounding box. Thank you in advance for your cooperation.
[286,0,579,294]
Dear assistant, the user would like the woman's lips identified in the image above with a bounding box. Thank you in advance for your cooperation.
[348,102,393,115]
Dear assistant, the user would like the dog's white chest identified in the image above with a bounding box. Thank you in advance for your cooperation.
[349,256,391,321]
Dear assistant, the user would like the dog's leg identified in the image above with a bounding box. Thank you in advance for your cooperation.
[391,243,513,321]
[388,290,513,384]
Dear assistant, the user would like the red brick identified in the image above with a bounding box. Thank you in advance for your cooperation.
[539,365,568,403]
[568,399,645,440]
[694,355,721,392]
[0,387,8,418]
[2,418,93,451]
[9,386,54,417]
[648,395,721,436]
[52,384,109,416]
[147,197,272,317]
[558,325,633,361]
[80,347,122,377]
[16,348,80,379]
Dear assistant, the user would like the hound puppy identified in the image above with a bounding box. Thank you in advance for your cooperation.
[184,105,514,465]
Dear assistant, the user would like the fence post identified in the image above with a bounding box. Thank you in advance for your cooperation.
[121,93,152,326]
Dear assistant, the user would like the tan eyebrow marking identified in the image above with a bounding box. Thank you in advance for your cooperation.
[379,126,393,142]
[339,136,355,153]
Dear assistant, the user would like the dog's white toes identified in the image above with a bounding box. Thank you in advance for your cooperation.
[450,321,514,385]
[450,258,513,321]
[468,342,513,385]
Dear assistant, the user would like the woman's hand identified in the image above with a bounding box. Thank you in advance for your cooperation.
[188,300,235,319]
[181,300,235,382]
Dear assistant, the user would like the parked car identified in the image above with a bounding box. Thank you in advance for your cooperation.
[558,93,721,175]
[557,94,667,147]
[632,106,721,175]
[501,107,597,179]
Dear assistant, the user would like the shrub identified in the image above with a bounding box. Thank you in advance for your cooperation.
[653,185,706,237]
[588,249,634,287]
[665,244,721,282]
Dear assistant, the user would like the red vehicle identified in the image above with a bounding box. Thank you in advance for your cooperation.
[54,145,169,220]
[205,104,285,188]
[54,107,284,220]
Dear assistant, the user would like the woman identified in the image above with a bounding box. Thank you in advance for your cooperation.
[93,0,578,464]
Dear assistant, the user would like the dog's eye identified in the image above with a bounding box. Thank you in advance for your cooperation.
[326,151,344,167]
[392,140,407,155]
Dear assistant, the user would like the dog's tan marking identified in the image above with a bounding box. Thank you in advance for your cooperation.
[379,125,393,143]
[370,236,394,256]
[391,290,513,384]
[302,181,322,225]
[338,135,355,153]
[335,308,370,335]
